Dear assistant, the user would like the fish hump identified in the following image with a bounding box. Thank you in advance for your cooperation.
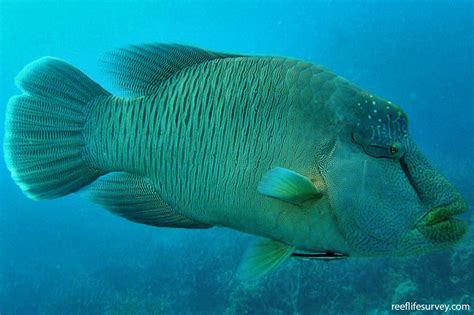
[101,43,241,96]
[80,172,211,229]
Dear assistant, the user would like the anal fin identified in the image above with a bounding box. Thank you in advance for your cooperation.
[80,172,211,229]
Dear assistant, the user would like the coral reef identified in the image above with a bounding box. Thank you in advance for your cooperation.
[1,230,473,314]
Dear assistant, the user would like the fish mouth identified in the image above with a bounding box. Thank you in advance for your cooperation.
[416,198,468,243]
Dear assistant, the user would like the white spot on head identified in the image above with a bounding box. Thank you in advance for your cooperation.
[386,106,390,110]
[378,118,382,122]
[369,95,373,98]
[372,101,376,105]
[388,101,392,104]
[365,100,368,103]
[357,102,361,106]
[368,115,372,119]
[373,109,377,113]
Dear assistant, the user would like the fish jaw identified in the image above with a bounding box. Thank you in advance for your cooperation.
[415,198,468,244]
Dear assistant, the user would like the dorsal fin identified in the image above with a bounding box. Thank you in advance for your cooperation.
[80,172,211,229]
[101,43,241,96]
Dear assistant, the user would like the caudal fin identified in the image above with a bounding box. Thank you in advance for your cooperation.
[4,57,110,200]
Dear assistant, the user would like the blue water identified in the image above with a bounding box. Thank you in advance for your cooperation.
[0,0,472,314]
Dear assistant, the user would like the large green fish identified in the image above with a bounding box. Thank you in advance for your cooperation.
[4,43,468,279]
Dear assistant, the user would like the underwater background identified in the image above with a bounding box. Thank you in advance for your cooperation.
[0,0,472,314]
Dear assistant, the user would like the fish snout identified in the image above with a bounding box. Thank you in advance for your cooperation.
[416,198,468,243]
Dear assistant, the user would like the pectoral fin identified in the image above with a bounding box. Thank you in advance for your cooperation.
[237,239,295,281]
[258,167,322,206]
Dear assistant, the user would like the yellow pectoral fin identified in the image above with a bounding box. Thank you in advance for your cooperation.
[258,167,323,206]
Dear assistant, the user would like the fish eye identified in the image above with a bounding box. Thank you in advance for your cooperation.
[352,132,405,160]
[389,142,403,158]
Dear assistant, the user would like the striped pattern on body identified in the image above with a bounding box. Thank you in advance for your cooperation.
[85,57,321,225]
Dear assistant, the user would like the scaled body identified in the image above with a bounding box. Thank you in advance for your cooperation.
[4,44,468,279]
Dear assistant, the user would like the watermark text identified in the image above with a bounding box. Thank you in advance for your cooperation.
[391,302,470,312]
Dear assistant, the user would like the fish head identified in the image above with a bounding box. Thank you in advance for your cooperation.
[318,83,468,256]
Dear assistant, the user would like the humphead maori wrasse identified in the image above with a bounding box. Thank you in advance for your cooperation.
[4,44,468,280]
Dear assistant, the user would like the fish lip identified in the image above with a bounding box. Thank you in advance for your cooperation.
[414,198,468,243]
[415,198,468,228]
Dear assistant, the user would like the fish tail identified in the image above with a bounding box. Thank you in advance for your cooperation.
[4,57,110,200]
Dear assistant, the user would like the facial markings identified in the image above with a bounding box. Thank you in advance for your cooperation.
[400,156,422,199]
[351,94,408,159]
